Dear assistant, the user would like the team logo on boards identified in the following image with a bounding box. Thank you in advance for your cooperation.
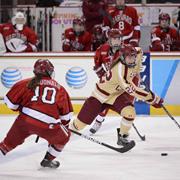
[65,67,87,89]
[1,67,22,88]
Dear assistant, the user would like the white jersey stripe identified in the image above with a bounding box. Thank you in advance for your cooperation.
[60,112,73,121]
[4,95,19,110]
[22,107,60,124]
[134,25,140,31]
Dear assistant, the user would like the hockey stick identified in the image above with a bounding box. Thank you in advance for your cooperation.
[140,81,180,129]
[162,105,180,129]
[132,123,146,141]
[70,129,135,153]
[35,136,39,143]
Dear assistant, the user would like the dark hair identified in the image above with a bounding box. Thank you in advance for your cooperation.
[27,74,43,90]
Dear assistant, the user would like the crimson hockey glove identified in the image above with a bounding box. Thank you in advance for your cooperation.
[148,92,164,108]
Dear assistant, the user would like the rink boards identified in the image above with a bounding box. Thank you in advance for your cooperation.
[0,52,179,115]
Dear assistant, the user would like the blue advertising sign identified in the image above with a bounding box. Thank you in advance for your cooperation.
[135,52,150,115]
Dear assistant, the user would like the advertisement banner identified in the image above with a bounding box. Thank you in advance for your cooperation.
[1,52,180,115]
[0,53,97,100]
[135,52,150,115]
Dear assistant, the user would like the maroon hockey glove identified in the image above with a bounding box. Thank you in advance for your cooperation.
[148,92,164,108]
[93,62,110,78]
[152,98,164,108]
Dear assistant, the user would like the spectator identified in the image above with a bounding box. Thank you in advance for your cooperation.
[82,0,107,33]
[62,17,92,51]
[150,13,180,51]
[103,0,141,47]
[0,11,38,52]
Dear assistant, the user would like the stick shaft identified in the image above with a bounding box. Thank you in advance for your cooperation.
[162,105,180,129]
[70,129,135,153]
[132,123,145,141]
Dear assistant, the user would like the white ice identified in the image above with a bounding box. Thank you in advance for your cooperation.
[0,115,180,180]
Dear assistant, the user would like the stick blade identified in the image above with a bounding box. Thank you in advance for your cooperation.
[142,136,146,141]
[117,140,136,153]
[103,140,136,153]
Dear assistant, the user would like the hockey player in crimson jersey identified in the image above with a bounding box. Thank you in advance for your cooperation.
[0,59,73,169]
[103,0,141,47]
[0,11,38,52]
[70,29,163,146]
[150,13,180,51]
[62,17,92,51]
[91,25,107,51]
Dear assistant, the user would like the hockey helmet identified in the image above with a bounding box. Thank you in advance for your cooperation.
[93,25,103,40]
[121,45,137,68]
[116,0,125,10]
[108,28,122,51]
[12,11,26,31]
[159,13,170,21]
[33,59,54,77]
[73,17,85,35]
[159,13,170,29]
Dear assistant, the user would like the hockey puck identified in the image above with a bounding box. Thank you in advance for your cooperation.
[161,153,168,156]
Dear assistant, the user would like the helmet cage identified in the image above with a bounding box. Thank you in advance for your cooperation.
[73,18,85,35]
[159,13,170,29]
[121,46,137,68]
[108,29,122,51]
[33,59,54,77]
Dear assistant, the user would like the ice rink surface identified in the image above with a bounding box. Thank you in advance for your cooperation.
[0,115,180,180]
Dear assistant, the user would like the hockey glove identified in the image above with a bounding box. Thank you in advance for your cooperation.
[147,92,164,108]
[93,63,110,78]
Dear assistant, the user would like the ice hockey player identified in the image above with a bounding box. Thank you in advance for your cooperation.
[90,28,141,135]
[0,11,38,52]
[91,25,107,51]
[62,17,92,51]
[0,59,73,169]
[150,13,180,51]
[103,0,141,47]
[70,29,163,146]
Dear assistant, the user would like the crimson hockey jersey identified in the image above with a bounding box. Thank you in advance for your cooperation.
[103,6,140,46]
[0,23,38,52]
[62,28,92,51]
[150,25,180,51]
[4,77,73,129]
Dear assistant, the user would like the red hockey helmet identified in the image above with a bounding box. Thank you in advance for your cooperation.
[159,13,170,21]
[159,13,170,29]
[121,45,137,68]
[93,25,104,40]
[73,17,85,35]
[93,25,103,35]
[73,17,84,26]
[33,59,54,77]
[108,28,122,38]
[108,29,122,51]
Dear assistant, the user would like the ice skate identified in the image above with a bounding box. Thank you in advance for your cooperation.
[117,128,130,146]
[89,120,104,134]
[40,159,60,169]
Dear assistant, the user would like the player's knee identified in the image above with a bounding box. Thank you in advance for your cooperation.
[120,105,136,120]
[70,118,88,131]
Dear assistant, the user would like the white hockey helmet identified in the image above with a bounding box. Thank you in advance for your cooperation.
[12,12,26,31]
